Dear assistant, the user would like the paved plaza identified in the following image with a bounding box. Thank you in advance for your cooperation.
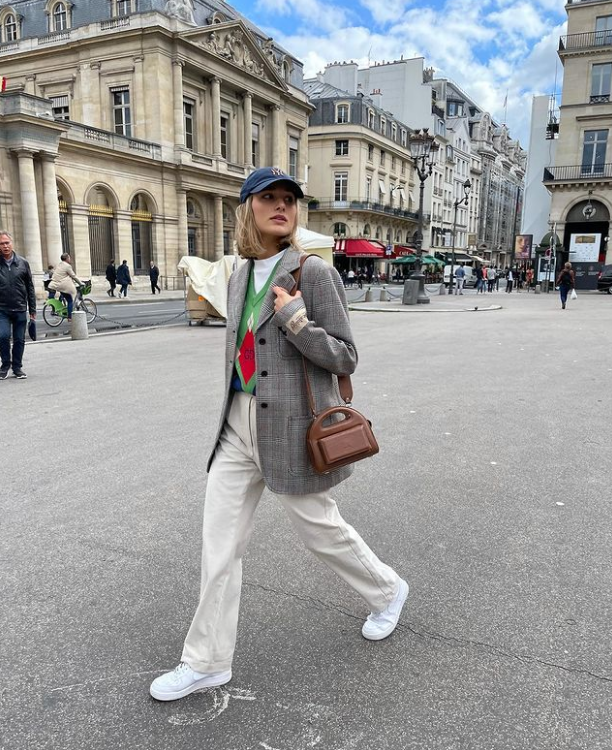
[2,290,612,750]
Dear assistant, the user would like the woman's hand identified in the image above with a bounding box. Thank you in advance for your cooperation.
[272,286,301,312]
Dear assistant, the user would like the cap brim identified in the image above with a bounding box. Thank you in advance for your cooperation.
[252,178,304,200]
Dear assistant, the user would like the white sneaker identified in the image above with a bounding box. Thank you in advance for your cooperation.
[149,662,232,701]
[362,579,409,641]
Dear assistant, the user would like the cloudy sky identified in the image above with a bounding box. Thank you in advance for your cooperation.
[230,0,568,147]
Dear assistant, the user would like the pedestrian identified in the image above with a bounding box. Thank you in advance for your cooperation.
[0,231,36,380]
[48,253,82,322]
[149,166,408,702]
[43,264,54,294]
[106,259,117,297]
[347,268,355,287]
[526,266,534,292]
[556,261,575,309]
[116,260,132,298]
[487,267,496,293]
[505,267,513,293]
[494,267,501,291]
[340,269,348,287]
[149,261,161,294]
[454,263,465,294]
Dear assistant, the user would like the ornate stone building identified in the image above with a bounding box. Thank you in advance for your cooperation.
[0,0,310,284]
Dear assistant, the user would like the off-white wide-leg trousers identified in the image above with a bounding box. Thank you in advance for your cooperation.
[181,391,399,673]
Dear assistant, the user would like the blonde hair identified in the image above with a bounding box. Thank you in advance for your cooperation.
[565,261,572,269]
[235,196,300,259]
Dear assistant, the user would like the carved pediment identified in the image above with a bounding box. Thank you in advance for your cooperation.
[181,21,288,89]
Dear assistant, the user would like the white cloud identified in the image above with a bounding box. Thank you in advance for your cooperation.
[255,0,567,145]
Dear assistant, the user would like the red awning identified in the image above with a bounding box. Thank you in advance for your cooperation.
[334,239,385,257]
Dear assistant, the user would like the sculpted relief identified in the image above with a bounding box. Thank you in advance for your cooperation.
[165,0,195,24]
[201,28,285,82]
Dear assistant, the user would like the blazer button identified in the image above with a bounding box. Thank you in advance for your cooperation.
[258,337,266,345]
[261,370,268,377]
[260,402,268,408]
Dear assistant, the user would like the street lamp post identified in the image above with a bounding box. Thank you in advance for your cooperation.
[409,128,439,304]
[448,178,472,295]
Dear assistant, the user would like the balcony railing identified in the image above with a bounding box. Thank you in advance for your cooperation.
[543,164,612,182]
[61,121,162,160]
[308,200,428,222]
[559,31,612,52]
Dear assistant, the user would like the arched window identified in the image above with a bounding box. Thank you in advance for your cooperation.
[375,226,382,240]
[395,231,401,242]
[4,13,17,41]
[333,222,347,237]
[52,2,68,31]
[363,223,371,237]
[386,230,392,243]
[336,103,349,124]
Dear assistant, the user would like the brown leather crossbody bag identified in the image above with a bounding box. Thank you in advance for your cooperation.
[291,255,379,475]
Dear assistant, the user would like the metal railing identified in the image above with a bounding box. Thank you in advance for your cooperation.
[559,31,612,51]
[308,200,427,222]
[543,164,612,181]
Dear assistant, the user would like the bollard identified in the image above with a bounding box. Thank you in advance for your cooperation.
[379,286,389,302]
[71,310,89,340]
[534,284,541,295]
[364,286,373,302]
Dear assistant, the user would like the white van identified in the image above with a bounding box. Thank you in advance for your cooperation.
[443,264,477,288]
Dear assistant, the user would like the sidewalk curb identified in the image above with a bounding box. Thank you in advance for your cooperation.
[27,322,186,344]
[349,304,503,313]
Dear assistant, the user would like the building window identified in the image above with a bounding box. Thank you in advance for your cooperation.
[375,226,382,239]
[333,222,347,236]
[591,63,612,103]
[336,103,349,124]
[334,172,348,202]
[183,99,195,150]
[367,109,375,129]
[380,117,386,135]
[380,149,386,167]
[51,2,68,31]
[378,179,386,201]
[51,95,70,121]
[335,139,349,156]
[391,123,397,141]
[401,160,406,175]
[220,113,229,159]
[595,15,612,45]
[582,129,608,175]
[288,136,299,178]
[363,223,371,237]
[400,129,407,147]
[447,100,463,117]
[4,13,17,41]
[391,156,397,172]
[111,88,131,137]
[252,123,260,167]
[367,144,374,161]
[365,176,372,202]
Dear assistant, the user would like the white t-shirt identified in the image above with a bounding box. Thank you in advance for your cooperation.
[252,249,286,294]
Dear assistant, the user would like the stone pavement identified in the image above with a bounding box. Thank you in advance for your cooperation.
[2,290,612,750]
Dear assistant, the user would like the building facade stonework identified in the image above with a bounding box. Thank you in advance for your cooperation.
[0,0,310,285]
[544,0,612,288]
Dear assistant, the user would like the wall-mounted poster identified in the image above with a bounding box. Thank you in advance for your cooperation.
[514,234,533,260]
[569,233,600,263]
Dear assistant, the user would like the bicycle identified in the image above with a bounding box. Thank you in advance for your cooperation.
[42,280,98,328]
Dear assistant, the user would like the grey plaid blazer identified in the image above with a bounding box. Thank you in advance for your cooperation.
[207,247,358,495]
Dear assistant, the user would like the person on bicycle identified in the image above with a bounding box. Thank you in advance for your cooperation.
[48,253,82,322]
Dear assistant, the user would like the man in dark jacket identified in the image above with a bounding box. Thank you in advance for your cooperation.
[116,260,132,298]
[0,232,36,379]
[105,259,117,297]
[149,261,161,294]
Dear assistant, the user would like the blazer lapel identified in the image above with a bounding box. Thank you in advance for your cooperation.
[256,248,303,332]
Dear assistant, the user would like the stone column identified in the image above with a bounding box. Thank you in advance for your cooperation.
[177,189,188,258]
[116,210,133,272]
[70,205,92,277]
[14,149,43,274]
[211,77,222,158]
[40,153,63,267]
[243,92,253,168]
[214,195,224,259]
[25,74,36,95]
[271,104,281,167]
[173,59,185,149]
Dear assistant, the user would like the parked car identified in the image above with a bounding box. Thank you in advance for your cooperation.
[597,265,612,293]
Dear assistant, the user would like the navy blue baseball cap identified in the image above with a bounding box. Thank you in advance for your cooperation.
[239,167,304,204]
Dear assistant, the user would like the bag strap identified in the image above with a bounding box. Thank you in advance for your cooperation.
[291,254,353,414]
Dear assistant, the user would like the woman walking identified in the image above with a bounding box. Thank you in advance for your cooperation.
[556,261,575,309]
[150,167,407,702]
